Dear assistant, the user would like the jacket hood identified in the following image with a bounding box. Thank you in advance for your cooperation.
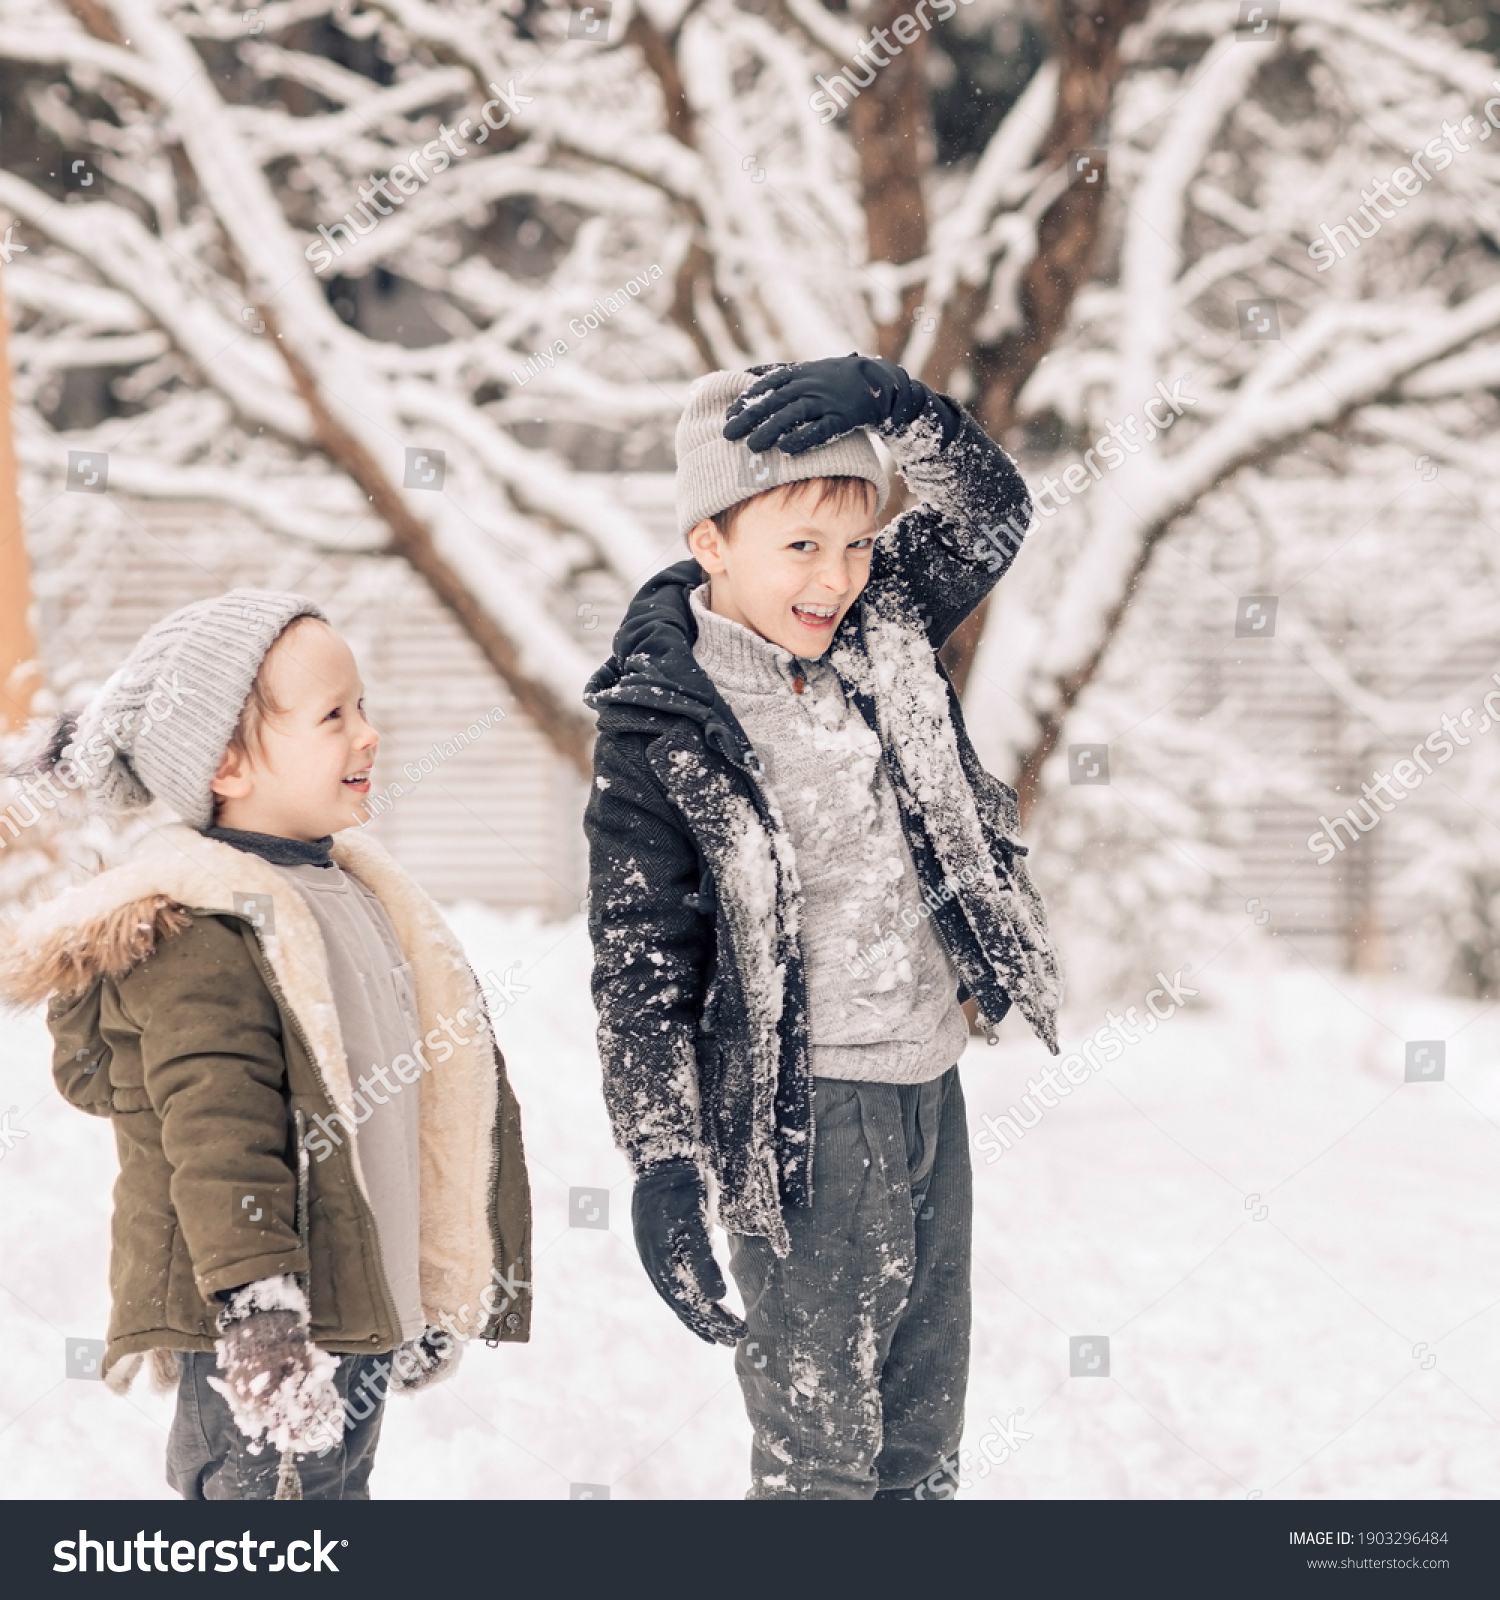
[1,827,297,1007]
[0,891,191,1010]
[585,558,756,763]
[586,558,718,718]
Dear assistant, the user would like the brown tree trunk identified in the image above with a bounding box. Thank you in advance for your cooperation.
[974,0,1147,436]
[937,0,1150,696]
[626,9,695,144]
[270,319,595,777]
[851,1,933,358]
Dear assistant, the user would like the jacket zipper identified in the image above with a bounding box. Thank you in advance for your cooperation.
[292,1108,311,1253]
[480,1070,508,1345]
[473,967,512,1344]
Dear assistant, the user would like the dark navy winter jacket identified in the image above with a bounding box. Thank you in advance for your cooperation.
[583,395,1061,1252]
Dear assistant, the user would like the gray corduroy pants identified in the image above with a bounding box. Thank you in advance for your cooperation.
[727,1065,972,1499]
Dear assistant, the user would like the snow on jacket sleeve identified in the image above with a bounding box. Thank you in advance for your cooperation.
[584,731,709,1176]
[869,391,1035,651]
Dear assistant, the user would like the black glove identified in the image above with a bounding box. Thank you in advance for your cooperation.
[631,1160,748,1346]
[723,354,945,455]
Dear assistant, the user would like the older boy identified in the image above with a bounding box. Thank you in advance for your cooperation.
[585,355,1061,1498]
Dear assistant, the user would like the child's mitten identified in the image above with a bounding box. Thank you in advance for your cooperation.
[723,355,958,455]
[631,1160,748,1346]
[387,1327,464,1396]
[207,1275,343,1455]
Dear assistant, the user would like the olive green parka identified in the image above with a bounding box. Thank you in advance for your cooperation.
[0,825,531,1380]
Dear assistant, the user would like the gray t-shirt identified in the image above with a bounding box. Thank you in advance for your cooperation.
[690,585,968,1084]
[275,861,425,1343]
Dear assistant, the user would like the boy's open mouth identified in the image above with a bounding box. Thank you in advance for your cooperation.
[342,768,372,793]
[791,602,840,631]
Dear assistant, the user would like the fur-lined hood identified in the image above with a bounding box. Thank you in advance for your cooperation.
[2,824,472,1017]
[1,888,192,1010]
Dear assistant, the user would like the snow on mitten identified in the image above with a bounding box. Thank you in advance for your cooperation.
[207,1275,343,1456]
[386,1327,464,1396]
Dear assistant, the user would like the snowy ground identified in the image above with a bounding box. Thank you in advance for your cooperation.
[2,907,1498,1500]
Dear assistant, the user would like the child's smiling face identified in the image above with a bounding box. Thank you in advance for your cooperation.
[210,618,379,840]
[687,479,878,657]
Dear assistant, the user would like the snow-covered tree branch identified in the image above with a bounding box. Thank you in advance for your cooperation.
[3,0,1495,855]
[967,0,1500,819]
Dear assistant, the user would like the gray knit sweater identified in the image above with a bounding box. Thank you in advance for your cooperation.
[689,583,968,1084]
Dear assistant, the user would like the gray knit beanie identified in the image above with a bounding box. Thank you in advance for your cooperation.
[62,589,326,829]
[675,368,890,538]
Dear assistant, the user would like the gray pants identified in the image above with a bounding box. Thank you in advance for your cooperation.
[166,1350,388,1500]
[728,1066,972,1499]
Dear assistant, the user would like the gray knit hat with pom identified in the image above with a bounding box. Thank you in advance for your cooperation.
[675,368,890,537]
[62,589,325,830]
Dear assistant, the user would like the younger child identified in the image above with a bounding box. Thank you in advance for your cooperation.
[1,591,530,1499]
[585,356,1060,1498]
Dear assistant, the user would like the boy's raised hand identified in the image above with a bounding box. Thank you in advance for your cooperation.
[631,1161,748,1346]
[723,354,922,455]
